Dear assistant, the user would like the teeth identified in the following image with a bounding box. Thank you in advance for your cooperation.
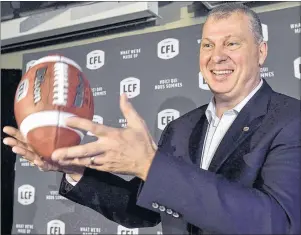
[213,70,233,75]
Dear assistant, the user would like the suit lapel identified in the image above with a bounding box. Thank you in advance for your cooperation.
[208,80,273,173]
[189,110,208,165]
[207,109,264,172]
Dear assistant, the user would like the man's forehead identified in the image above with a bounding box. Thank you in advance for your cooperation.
[204,12,249,28]
[202,13,250,37]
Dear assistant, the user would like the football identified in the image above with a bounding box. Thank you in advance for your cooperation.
[14,55,94,161]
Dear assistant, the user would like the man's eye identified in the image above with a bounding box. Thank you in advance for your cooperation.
[202,43,213,48]
[227,42,240,47]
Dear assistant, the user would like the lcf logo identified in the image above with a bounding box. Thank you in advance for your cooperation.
[120,77,140,98]
[294,57,301,79]
[157,38,179,60]
[199,72,210,90]
[47,220,65,235]
[117,225,139,235]
[86,50,105,70]
[18,184,35,205]
[157,109,180,130]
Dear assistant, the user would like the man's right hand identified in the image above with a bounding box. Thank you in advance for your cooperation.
[2,126,85,180]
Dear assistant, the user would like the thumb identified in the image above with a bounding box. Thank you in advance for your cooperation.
[120,93,142,128]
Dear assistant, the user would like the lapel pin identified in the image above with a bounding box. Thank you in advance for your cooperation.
[243,126,249,132]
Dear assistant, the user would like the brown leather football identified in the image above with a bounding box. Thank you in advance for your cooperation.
[14,55,94,161]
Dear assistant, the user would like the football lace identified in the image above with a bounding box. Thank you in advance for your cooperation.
[53,62,69,106]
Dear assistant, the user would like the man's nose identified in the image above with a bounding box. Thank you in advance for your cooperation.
[211,46,228,64]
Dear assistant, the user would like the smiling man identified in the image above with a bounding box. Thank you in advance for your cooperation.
[199,9,267,116]
[3,3,300,235]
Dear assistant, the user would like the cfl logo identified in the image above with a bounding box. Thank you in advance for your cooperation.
[262,24,268,42]
[47,220,65,235]
[86,50,105,70]
[120,77,140,98]
[87,115,103,136]
[158,109,180,130]
[117,225,139,235]
[294,57,301,79]
[18,184,35,205]
[26,60,37,72]
[157,38,179,60]
[199,72,210,90]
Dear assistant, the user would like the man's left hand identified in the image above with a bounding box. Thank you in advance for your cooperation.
[51,93,157,181]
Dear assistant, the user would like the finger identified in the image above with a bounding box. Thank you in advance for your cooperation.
[33,158,48,171]
[51,140,111,161]
[86,152,116,167]
[88,164,105,171]
[11,146,36,163]
[58,151,108,167]
[4,138,50,171]
[35,158,57,172]
[3,137,26,148]
[120,93,144,129]
[65,117,115,136]
[58,156,96,167]
[3,126,25,142]
[33,156,45,167]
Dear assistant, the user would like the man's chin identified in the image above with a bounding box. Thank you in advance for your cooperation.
[207,84,231,95]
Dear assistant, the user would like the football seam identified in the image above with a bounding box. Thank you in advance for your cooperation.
[19,110,85,141]
[30,55,82,72]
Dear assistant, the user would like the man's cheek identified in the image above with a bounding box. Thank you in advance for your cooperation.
[200,57,211,70]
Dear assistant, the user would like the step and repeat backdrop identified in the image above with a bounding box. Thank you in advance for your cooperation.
[12,6,300,235]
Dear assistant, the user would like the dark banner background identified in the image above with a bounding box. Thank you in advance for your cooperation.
[10,6,300,235]
[2,69,22,235]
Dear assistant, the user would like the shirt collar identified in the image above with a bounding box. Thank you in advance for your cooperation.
[205,79,263,123]
[205,97,216,124]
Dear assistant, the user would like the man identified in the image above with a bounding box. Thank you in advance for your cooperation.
[3,3,300,234]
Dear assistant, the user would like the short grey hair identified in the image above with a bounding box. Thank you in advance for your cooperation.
[206,3,264,44]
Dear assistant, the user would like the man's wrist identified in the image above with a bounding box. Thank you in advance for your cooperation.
[138,151,156,181]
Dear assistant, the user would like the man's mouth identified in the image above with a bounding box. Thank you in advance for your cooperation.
[211,70,234,75]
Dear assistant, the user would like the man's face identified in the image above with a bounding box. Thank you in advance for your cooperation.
[199,12,267,100]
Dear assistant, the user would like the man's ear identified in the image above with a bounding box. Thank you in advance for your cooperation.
[258,41,268,66]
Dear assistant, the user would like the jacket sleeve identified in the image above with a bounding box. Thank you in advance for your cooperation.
[136,118,301,234]
[57,123,174,229]
[59,168,160,228]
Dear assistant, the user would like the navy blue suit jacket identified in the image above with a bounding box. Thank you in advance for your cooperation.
[60,79,300,234]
